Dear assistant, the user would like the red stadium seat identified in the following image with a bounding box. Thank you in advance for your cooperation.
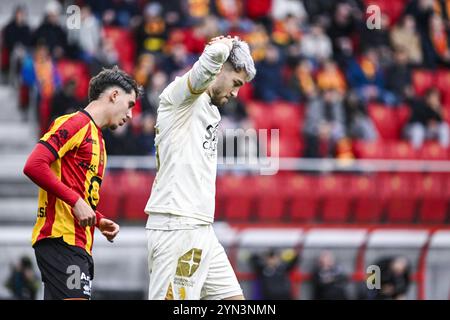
[1,46,9,71]
[435,70,450,108]
[319,175,351,223]
[353,140,385,159]
[215,176,226,220]
[443,108,450,126]
[412,70,435,96]
[381,174,417,223]
[97,171,122,220]
[270,102,302,137]
[247,101,273,130]
[368,103,400,140]
[386,141,417,159]
[396,104,411,134]
[254,175,287,221]
[285,175,319,222]
[420,142,448,160]
[221,175,256,221]
[350,174,383,223]
[269,102,303,156]
[238,82,254,102]
[364,0,407,25]
[275,136,302,158]
[417,174,447,224]
[120,170,154,221]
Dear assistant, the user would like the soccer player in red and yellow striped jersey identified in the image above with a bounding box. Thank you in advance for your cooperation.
[23,66,141,300]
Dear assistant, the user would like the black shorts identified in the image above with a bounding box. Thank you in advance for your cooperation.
[34,237,94,300]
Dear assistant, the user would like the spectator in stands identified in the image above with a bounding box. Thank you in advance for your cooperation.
[1,5,31,84]
[67,6,101,63]
[31,1,68,59]
[215,0,253,35]
[303,0,340,23]
[244,23,270,63]
[135,3,168,59]
[103,123,138,155]
[361,13,393,67]
[344,91,378,141]
[311,250,349,300]
[345,49,397,106]
[162,43,192,79]
[422,14,450,68]
[371,256,411,300]
[390,15,424,66]
[21,43,61,129]
[220,98,252,130]
[110,0,140,27]
[181,0,213,26]
[219,98,257,159]
[5,256,40,300]
[158,0,185,29]
[270,13,303,49]
[300,22,333,65]
[88,37,119,77]
[250,248,299,300]
[141,70,168,116]
[135,113,156,155]
[49,79,82,122]
[290,59,317,101]
[271,0,308,22]
[254,44,298,102]
[89,0,139,28]
[326,1,362,64]
[316,59,347,95]
[134,53,156,88]
[385,48,414,103]
[303,89,346,158]
[404,88,449,149]
[404,0,435,37]
[360,13,391,54]
[11,0,448,159]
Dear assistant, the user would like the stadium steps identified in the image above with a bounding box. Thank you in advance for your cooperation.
[0,85,37,153]
[0,197,37,223]
[0,84,38,223]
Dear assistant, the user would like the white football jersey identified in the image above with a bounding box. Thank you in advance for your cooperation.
[144,42,231,223]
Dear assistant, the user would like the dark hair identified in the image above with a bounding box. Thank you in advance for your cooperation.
[20,256,33,269]
[424,87,440,98]
[88,66,141,102]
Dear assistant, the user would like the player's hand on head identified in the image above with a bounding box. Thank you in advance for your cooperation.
[207,35,235,50]
[98,218,120,243]
[73,198,97,227]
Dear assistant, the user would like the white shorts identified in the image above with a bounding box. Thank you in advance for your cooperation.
[146,225,243,300]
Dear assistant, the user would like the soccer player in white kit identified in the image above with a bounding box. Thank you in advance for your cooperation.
[144,35,256,300]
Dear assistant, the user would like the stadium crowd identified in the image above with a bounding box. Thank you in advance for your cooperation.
[1,0,450,158]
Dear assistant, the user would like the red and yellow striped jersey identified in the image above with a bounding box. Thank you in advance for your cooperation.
[32,110,107,255]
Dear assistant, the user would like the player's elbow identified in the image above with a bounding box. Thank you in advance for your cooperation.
[23,158,34,180]
[23,153,41,181]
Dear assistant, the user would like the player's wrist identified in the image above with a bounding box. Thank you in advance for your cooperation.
[72,196,83,208]
[95,211,105,228]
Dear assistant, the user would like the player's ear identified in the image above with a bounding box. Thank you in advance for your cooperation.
[109,89,119,103]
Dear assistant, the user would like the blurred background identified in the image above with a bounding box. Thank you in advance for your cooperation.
[1,0,450,300]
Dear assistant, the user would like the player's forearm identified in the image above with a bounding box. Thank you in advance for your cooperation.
[189,42,231,91]
[202,41,231,68]
[23,144,80,207]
